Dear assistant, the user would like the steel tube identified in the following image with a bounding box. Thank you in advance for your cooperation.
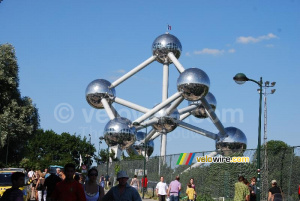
[110,55,157,88]
[165,96,184,115]
[110,105,120,118]
[140,129,157,144]
[200,97,227,137]
[101,99,115,120]
[133,92,182,124]
[182,151,218,173]
[178,105,198,115]
[149,131,161,141]
[180,112,192,121]
[114,97,149,113]
[168,52,185,73]
[177,120,218,140]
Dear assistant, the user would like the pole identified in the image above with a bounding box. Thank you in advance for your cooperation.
[257,77,263,201]
[143,127,147,199]
[263,90,268,200]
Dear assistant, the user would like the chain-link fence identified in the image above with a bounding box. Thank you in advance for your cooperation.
[97,146,300,201]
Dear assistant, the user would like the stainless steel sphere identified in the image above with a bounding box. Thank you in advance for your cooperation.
[150,104,179,133]
[188,92,217,118]
[216,127,247,156]
[86,79,116,109]
[152,33,182,64]
[177,68,210,101]
[126,132,154,157]
[103,117,136,150]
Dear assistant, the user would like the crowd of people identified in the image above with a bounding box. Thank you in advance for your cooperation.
[154,176,196,201]
[233,175,286,201]
[0,164,297,201]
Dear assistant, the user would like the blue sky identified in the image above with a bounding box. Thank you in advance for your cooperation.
[1,0,299,158]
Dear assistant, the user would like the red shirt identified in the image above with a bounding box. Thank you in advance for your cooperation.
[51,180,86,201]
[141,177,148,187]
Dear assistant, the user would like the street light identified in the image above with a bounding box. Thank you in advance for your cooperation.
[233,73,263,201]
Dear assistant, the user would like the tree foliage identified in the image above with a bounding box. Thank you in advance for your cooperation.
[22,129,96,170]
[0,44,39,166]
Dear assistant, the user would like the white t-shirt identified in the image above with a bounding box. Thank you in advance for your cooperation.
[156,182,168,195]
[28,170,34,178]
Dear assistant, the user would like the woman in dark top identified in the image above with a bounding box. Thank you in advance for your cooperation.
[268,180,283,201]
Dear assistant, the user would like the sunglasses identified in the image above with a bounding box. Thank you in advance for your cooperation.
[89,173,98,177]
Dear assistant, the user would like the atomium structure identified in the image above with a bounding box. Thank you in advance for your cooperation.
[86,32,247,161]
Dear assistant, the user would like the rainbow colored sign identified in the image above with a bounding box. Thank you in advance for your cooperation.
[176,153,196,165]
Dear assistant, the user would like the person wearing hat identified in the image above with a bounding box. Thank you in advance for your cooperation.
[102,170,142,201]
[268,180,283,201]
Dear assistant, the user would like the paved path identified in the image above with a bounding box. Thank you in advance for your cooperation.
[142,198,156,201]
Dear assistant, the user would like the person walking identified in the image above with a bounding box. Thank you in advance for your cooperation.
[44,172,62,201]
[188,178,196,200]
[130,175,139,191]
[268,180,283,201]
[141,175,148,193]
[167,176,181,201]
[83,168,104,201]
[44,168,50,179]
[249,177,257,201]
[186,183,196,201]
[28,169,34,180]
[51,163,86,201]
[234,176,250,201]
[105,174,110,189]
[55,168,61,177]
[156,176,168,201]
[36,173,46,201]
[0,172,25,201]
[102,170,141,201]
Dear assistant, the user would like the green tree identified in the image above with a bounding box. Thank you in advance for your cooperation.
[0,44,39,166]
[23,129,96,170]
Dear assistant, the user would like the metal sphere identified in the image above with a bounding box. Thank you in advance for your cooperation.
[177,68,210,101]
[103,117,136,150]
[216,127,247,156]
[126,132,154,157]
[150,104,179,133]
[152,33,182,64]
[188,92,217,119]
[86,79,116,109]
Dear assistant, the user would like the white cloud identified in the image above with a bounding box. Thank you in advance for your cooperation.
[115,69,126,74]
[194,48,225,55]
[185,52,191,56]
[236,33,278,44]
[228,49,236,53]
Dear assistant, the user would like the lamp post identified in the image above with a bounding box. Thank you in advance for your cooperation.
[233,73,263,201]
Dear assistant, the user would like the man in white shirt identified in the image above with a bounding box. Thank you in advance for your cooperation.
[156,176,168,201]
[28,169,34,179]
